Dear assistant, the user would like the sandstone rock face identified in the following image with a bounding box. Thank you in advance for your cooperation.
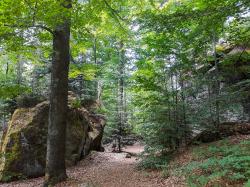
[0,95,105,182]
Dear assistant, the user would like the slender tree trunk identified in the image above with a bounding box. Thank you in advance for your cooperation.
[16,56,23,85]
[170,73,175,120]
[117,41,126,152]
[93,37,103,102]
[97,80,103,102]
[170,73,177,149]
[124,84,127,127]
[175,72,180,149]
[207,81,214,124]
[93,37,97,64]
[212,30,220,128]
[116,78,122,152]
[180,75,187,145]
[44,2,71,185]
[6,61,9,77]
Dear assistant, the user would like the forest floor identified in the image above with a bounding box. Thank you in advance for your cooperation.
[0,143,181,187]
[2,135,249,187]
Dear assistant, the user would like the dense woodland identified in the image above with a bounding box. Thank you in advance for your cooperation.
[0,0,250,186]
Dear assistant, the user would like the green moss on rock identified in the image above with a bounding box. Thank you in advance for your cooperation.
[0,94,105,182]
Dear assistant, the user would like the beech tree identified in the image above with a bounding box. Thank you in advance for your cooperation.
[0,0,249,186]
[0,0,131,185]
[0,0,72,185]
[45,1,72,185]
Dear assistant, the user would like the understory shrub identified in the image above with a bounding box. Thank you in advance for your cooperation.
[179,139,250,187]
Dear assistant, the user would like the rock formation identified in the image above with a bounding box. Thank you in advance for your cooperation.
[192,122,250,143]
[0,92,105,182]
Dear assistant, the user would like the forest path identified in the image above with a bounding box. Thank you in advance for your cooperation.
[1,144,172,187]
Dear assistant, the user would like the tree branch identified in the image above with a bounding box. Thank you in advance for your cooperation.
[31,25,55,35]
[4,24,55,36]
[103,0,126,21]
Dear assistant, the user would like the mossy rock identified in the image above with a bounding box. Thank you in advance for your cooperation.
[0,102,48,181]
[0,94,105,182]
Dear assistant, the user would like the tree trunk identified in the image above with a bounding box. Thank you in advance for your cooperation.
[93,37,97,64]
[93,37,103,102]
[44,16,71,187]
[16,56,23,85]
[6,61,9,77]
[242,95,250,122]
[180,75,187,145]
[212,30,220,128]
[207,81,214,124]
[117,42,126,152]
[97,80,103,102]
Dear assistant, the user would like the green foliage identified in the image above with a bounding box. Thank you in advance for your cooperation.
[69,64,99,81]
[1,152,27,182]
[244,179,250,187]
[131,0,250,171]
[0,0,249,184]
[180,139,250,186]
[138,154,172,170]
[0,84,31,99]
[71,98,82,109]
[0,171,26,182]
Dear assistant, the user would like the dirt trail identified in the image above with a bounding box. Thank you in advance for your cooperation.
[0,144,170,187]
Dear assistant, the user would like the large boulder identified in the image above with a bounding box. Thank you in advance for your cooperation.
[0,94,105,182]
[192,122,250,143]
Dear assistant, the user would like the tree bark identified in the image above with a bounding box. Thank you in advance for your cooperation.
[117,41,126,152]
[16,56,23,85]
[44,11,71,186]
[6,61,9,77]
[212,30,220,127]
[180,74,187,145]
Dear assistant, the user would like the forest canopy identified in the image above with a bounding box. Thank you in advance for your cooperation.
[0,0,250,186]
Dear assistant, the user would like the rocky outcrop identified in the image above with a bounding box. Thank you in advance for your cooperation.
[192,122,250,143]
[202,45,250,121]
[0,93,105,182]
